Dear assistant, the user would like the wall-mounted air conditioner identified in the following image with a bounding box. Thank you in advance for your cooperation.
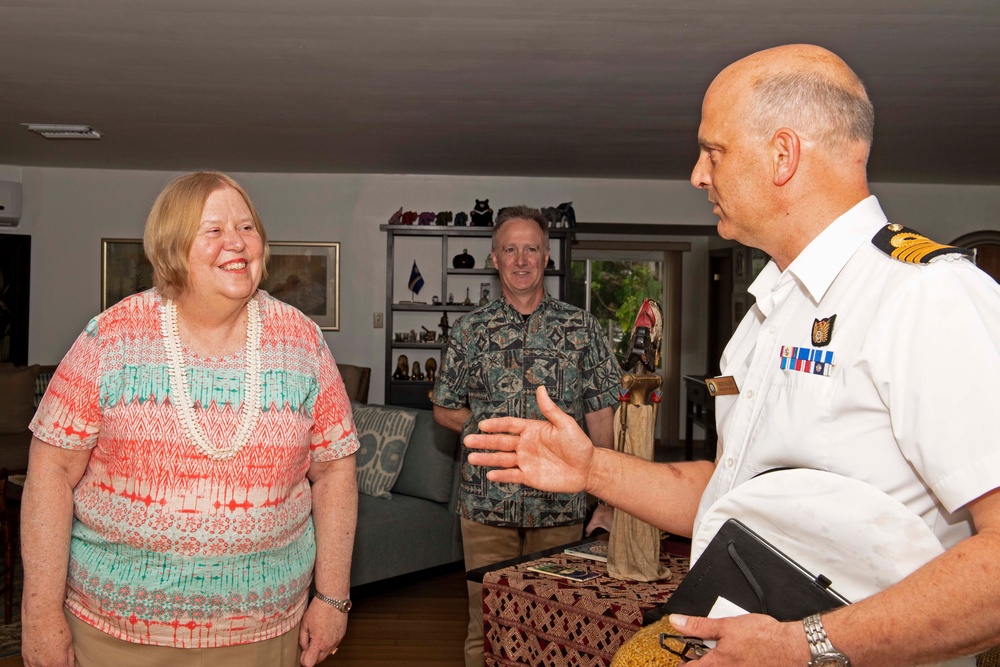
[0,181,22,226]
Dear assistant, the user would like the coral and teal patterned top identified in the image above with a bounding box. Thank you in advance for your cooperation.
[30,290,359,648]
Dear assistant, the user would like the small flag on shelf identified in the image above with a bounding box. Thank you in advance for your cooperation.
[408,261,425,301]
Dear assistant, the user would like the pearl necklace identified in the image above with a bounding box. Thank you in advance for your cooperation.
[162,295,263,461]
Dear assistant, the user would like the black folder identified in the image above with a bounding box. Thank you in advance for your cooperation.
[644,519,850,625]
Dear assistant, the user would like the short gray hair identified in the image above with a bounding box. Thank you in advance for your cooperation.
[492,205,549,249]
[746,70,874,154]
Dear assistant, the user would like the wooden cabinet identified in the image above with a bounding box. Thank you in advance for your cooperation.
[381,224,573,408]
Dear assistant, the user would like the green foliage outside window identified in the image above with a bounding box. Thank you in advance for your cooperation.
[568,260,662,365]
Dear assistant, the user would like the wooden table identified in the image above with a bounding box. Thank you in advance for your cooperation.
[473,538,690,667]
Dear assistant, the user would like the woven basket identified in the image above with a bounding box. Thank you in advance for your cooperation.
[610,617,683,667]
[979,647,1000,667]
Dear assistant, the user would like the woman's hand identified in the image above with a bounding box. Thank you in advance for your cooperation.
[20,610,74,667]
[298,600,349,666]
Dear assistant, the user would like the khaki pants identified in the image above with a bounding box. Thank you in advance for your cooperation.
[462,518,583,667]
[66,610,301,667]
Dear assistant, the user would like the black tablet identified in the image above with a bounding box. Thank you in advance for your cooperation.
[645,518,850,625]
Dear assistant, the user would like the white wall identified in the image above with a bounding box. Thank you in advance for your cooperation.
[3,165,999,439]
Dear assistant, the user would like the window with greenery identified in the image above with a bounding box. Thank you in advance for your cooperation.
[568,257,663,366]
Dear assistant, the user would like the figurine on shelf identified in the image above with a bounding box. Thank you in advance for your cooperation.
[393,354,410,380]
[408,329,418,342]
[401,210,418,225]
[435,211,453,226]
[479,282,491,306]
[388,207,404,225]
[418,211,436,226]
[454,211,468,226]
[432,295,441,305]
[470,199,493,226]
[452,248,475,269]
[484,252,495,269]
[557,201,577,228]
[463,287,473,306]
[424,357,437,382]
[447,292,455,305]
[411,360,425,381]
[541,206,562,228]
[439,311,451,343]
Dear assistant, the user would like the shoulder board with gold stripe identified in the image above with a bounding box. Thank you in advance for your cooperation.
[872,224,974,264]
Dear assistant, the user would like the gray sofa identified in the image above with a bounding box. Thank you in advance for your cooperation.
[349,404,464,586]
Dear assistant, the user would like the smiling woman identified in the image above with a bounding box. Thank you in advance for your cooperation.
[21,172,360,667]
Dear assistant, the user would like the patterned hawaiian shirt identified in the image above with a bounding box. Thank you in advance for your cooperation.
[432,294,621,527]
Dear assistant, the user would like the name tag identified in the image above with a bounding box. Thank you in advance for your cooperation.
[705,376,739,397]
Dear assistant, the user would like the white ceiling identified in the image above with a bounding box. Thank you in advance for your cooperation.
[1,0,998,184]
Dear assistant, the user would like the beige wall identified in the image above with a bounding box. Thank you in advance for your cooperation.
[2,164,999,440]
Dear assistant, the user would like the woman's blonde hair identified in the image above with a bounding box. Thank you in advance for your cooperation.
[143,171,269,299]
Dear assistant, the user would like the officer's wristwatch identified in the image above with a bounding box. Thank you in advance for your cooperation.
[803,613,851,666]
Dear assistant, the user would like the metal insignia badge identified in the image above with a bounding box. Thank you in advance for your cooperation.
[811,314,836,347]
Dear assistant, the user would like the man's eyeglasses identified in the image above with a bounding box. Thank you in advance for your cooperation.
[659,633,711,662]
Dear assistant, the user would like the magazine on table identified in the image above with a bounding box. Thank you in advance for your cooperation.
[563,539,609,563]
[527,561,602,582]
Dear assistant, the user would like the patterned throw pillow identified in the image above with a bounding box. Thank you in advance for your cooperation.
[351,403,417,498]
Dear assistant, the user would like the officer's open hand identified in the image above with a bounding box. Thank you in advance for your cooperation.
[466,386,595,494]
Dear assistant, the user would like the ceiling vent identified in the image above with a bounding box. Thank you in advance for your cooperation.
[23,123,102,139]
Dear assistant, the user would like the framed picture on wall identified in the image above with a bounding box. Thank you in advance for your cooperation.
[102,239,341,331]
[260,241,340,331]
[102,238,154,311]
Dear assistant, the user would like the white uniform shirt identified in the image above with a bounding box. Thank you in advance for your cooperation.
[695,196,1000,550]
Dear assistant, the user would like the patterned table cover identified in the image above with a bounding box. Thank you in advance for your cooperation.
[483,547,690,667]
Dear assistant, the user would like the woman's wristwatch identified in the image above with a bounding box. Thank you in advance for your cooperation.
[803,613,851,666]
[314,591,352,612]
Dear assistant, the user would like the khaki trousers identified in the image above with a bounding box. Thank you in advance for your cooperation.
[66,610,301,667]
[462,518,583,667]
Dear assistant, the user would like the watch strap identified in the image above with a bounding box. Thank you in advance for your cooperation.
[803,613,851,666]
[314,590,352,612]
[804,613,834,655]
